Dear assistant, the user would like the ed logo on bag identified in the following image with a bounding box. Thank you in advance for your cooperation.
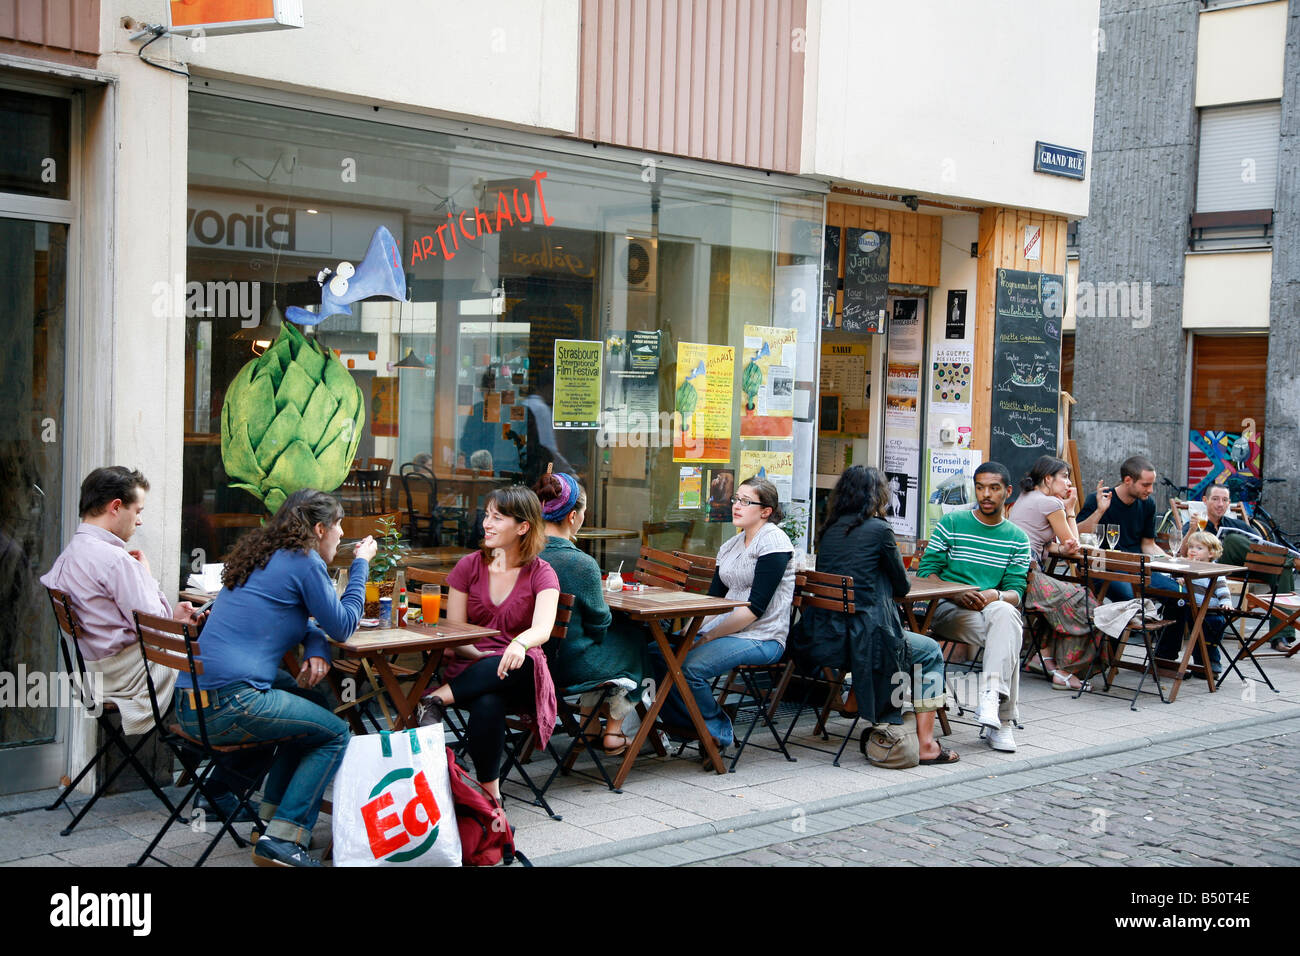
[361,767,443,862]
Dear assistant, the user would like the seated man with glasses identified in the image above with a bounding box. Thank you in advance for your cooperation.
[651,476,796,760]
[916,462,1031,753]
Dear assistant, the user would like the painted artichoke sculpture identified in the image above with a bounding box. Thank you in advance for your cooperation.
[221,320,363,513]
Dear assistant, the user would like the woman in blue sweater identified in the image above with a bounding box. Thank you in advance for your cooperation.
[175,489,375,867]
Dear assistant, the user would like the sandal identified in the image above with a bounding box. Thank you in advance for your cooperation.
[919,744,960,765]
[1050,669,1091,692]
[601,732,631,757]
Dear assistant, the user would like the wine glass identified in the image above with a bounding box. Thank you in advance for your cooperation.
[1166,522,1183,563]
[1105,524,1120,550]
[1195,511,1208,532]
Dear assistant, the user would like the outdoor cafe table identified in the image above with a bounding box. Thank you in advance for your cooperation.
[329,620,497,732]
[899,575,980,633]
[1047,549,1248,701]
[603,587,749,785]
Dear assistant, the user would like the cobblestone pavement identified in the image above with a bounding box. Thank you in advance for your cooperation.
[692,733,1300,867]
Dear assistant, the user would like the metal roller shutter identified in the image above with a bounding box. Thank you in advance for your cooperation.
[1195,103,1281,213]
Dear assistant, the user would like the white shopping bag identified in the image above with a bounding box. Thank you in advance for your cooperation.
[331,725,462,867]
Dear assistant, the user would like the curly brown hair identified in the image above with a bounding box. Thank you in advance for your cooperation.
[221,490,343,589]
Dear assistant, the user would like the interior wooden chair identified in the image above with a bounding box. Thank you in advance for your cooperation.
[641,520,695,553]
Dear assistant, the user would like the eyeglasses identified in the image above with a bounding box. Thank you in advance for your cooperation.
[730,496,761,508]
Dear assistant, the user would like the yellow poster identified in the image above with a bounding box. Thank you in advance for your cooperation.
[673,341,734,463]
[738,450,794,503]
[740,325,798,438]
[553,339,603,429]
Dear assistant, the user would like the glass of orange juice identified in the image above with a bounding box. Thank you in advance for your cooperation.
[365,581,379,605]
[420,585,441,625]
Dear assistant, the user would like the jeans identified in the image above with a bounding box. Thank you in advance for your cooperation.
[176,679,350,846]
[902,632,947,712]
[650,635,784,747]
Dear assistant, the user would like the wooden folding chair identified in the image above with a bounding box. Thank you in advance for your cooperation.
[43,588,179,836]
[634,546,692,590]
[670,552,797,772]
[1074,552,1176,710]
[1219,540,1292,692]
[494,593,575,820]
[130,611,304,867]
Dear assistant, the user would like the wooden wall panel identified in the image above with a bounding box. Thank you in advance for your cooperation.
[825,201,944,289]
[578,0,806,173]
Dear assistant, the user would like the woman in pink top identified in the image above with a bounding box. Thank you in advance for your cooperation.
[1009,455,1098,691]
[421,486,560,799]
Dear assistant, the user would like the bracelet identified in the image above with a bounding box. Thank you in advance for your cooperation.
[512,637,529,651]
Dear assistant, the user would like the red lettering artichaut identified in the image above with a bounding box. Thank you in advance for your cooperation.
[445,213,460,251]
[435,224,455,260]
[360,791,409,857]
[399,770,442,838]
[494,192,514,231]
[512,188,532,223]
[459,209,478,242]
[475,206,493,237]
[531,169,556,226]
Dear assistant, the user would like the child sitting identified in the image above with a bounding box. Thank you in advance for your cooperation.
[1183,531,1233,677]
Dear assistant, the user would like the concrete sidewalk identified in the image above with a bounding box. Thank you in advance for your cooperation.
[3,649,1297,867]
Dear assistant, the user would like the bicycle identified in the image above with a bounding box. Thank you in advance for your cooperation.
[1225,475,1299,551]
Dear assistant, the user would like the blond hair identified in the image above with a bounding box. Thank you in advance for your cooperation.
[1184,530,1222,560]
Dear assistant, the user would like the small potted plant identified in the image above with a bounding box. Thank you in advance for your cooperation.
[364,515,408,617]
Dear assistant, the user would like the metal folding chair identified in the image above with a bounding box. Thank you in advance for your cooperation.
[43,587,179,836]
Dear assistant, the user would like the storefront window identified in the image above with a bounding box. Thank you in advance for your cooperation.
[184,94,824,579]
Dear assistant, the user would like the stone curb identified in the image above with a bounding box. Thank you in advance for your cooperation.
[534,706,1300,867]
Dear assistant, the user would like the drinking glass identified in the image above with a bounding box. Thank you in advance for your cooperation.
[1195,512,1208,532]
[365,581,380,605]
[420,585,441,624]
[1167,522,1183,562]
[1105,524,1120,550]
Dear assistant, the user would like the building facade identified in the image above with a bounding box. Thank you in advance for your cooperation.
[1072,0,1298,529]
[0,0,1099,794]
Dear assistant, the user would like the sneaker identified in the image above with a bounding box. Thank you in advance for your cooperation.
[976,689,1001,730]
[986,724,1017,753]
[195,791,257,824]
[252,835,321,868]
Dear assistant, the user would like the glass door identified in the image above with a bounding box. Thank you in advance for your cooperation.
[0,217,69,793]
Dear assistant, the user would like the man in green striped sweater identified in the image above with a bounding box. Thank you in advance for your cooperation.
[916,461,1031,753]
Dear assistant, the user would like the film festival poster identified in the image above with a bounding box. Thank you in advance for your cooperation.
[552,338,603,429]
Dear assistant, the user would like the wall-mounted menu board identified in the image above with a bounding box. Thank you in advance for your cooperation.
[822,226,841,329]
[989,268,1064,499]
[842,228,890,333]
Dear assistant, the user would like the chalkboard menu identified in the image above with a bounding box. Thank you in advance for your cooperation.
[821,226,841,329]
[842,228,890,333]
[989,268,1064,500]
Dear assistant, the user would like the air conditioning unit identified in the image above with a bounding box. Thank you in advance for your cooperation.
[617,235,657,293]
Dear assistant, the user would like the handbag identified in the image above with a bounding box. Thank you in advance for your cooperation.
[331,725,462,867]
[861,711,919,769]
[446,748,530,867]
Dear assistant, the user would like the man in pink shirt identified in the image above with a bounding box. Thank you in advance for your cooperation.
[41,466,202,735]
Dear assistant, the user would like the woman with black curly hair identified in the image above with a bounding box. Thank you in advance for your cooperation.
[175,489,376,867]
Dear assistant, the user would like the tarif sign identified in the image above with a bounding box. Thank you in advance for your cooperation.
[1033,142,1087,180]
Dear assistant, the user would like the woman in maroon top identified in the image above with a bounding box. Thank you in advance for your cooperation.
[421,486,560,799]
